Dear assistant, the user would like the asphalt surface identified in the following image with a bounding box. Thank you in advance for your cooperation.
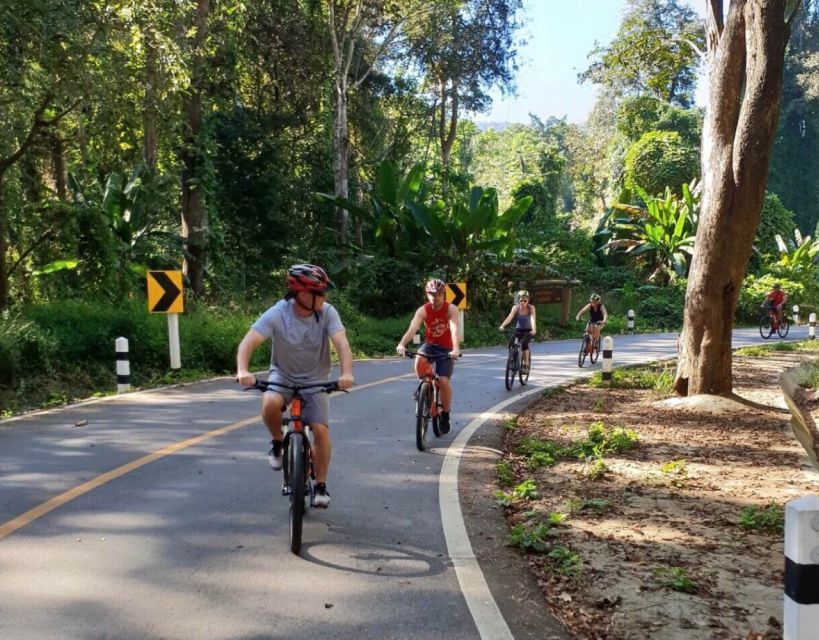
[0,326,801,639]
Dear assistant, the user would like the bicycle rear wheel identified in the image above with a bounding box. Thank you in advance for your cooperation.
[578,336,588,367]
[416,382,431,451]
[590,337,600,364]
[518,349,529,385]
[777,316,790,338]
[504,346,516,390]
[759,313,773,339]
[287,433,306,554]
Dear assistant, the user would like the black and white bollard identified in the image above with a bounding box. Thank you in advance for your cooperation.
[810,314,816,340]
[793,305,800,326]
[602,336,613,382]
[115,337,130,393]
[784,494,819,640]
[627,309,635,334]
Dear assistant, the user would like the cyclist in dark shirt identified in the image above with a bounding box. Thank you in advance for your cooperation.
[575,293,608,343]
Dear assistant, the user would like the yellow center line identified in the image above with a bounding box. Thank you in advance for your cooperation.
[0,358,488,542]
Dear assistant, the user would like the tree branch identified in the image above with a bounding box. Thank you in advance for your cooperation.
[706,0,725,52]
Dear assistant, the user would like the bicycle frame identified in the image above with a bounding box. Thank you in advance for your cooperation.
[403,349,452,450]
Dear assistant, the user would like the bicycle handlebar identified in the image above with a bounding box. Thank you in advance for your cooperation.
[244,379,347,394]
[402,349,460,360]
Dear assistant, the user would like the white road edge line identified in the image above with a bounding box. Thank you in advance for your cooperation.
[439,383,546,640]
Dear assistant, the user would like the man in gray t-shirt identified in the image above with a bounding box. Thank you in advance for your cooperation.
[236,264,354,508]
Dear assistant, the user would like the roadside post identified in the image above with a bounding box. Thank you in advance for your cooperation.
[627,310,635,334]
[602,336,614,383]
[115,337,130,393]
[445,282,467,344]
[810,313,816,340]
[793,305,800,325]
[147,270,184,369]
[784,494,819,640]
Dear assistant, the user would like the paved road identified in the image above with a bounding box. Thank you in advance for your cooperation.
[0,326,801,639]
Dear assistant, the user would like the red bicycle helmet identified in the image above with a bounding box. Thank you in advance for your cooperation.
[286,264,335,292]
[425,278,446,294]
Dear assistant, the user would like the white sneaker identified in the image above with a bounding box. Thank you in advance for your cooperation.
[267,440,283,471]
[313,483,331,508]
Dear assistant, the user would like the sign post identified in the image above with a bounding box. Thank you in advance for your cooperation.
[147,270,184,369]
[445,282,468,343]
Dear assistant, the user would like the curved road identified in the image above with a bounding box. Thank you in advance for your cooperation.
[0,327,796,639]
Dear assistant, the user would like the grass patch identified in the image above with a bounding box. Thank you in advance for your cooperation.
[588,365,674,394]
[655,566,698,592]
[739,502,784,533]
[496,459,515,485]
[545,546,583,577]
[508,521,559,552]
[659,459,689,487]
[735,342,799,357]
[563,421,639,459]
[516,436,558,469]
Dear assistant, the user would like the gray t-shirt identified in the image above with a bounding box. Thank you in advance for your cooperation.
[252,299,345,384]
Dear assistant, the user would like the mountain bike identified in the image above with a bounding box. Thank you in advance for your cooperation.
[246,378,344,554]
[578,321,602,368]
[759,306,790,339]
[502,329,530,390]
[403,350,456,451]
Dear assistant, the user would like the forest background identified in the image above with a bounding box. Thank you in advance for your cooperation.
[0,0,817,414]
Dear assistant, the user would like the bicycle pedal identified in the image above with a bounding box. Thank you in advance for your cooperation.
[281,485,291,496]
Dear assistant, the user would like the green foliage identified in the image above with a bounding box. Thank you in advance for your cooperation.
[738,502,785,533]
[599,181,700,283]
[545,545,583,576]
[736,274,807,324]
[623,131,700,198]
[754,193,797,258]
[508,522,558,552]
[659,459,688,487]
[516,437,558,469]
[735,342,799,357]
[563,421,639,460]
[655,566,698,592]
[567,497,612,512]
[584,458,610,480]
[512,478,541,500]
[496,459,515,485]
[589,366,674,394]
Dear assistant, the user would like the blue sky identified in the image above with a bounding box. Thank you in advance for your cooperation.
[473,0,706,125]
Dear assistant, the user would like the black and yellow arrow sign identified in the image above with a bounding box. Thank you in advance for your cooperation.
[147,271,184,313]
[446,282,467,310]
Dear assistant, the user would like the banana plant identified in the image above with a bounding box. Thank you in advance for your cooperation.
[598,180,700,283]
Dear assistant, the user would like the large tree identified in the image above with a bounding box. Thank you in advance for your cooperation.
[673,0,802,396]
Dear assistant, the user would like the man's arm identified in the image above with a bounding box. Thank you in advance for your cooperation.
[330,329,355,390]
[236,328,267,385]
[397,307,426,355]
[448,304,460,358]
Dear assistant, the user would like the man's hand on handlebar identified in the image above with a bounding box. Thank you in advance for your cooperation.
[449,348,460,360]
[337,372,354,390]
[236,370,255,386]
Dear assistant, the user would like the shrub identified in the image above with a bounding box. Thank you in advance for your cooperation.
[623,131,699,197]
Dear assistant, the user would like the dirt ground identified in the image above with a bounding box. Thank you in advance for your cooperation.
[491,351,819,640]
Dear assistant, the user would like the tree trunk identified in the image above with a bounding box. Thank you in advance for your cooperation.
[143,35,158,170]
[674,0,793,396]
[180,0,210,297]
[438,79,459,167]
[0,174,8,310]
[50,133,67,202]
[334,82,349,243]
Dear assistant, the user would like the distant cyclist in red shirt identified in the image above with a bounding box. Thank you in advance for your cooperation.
[762,282,788,326]
[396,278,460,433]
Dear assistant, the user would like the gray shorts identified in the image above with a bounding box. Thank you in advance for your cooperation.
[263,373,330,426]
[418,343,455,378]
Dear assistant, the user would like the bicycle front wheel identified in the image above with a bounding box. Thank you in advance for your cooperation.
[431,385,442,437]
[759,314,773,339]
[590,337,600,364]
[778,316,790,338]
[287,433,306,554]
[578,337,588,367]
[505,347,516,390]
[416,382,431,451]
[519,349,529,385]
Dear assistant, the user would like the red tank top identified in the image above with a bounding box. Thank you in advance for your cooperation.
[424,302,453,350]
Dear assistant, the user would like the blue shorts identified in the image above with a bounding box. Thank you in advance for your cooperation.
[418,343,455,378]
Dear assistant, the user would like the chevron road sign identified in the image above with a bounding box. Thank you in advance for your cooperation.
[446,282,467,310]
[147,271,184,314]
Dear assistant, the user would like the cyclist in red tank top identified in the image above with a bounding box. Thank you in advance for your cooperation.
[397,278,461,434]
[762,282,788,326]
